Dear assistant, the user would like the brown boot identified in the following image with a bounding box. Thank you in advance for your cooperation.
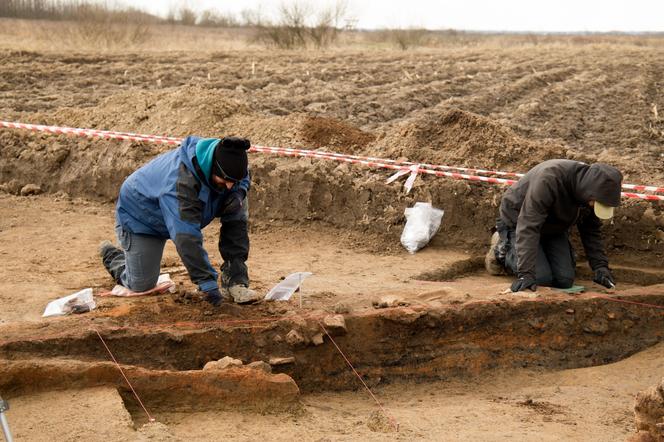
[485,232,507,276]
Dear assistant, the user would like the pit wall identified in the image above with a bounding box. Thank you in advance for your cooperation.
[0,131,663,260]
[1,290,663,394]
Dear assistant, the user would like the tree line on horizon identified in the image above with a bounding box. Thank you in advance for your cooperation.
[1,0,367,48]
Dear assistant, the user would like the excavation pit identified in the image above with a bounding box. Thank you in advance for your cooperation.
[1,44,664,439]
[2,275,663,418]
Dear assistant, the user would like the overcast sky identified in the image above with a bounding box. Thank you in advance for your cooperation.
[129,0,664,32]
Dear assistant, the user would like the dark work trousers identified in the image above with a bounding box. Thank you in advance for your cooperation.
[503,229,576,288]
[219,199,250,287]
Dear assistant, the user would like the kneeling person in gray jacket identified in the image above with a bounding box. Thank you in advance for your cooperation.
[486,159,623,292]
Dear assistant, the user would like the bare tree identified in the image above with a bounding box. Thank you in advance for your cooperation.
[240,7,263,26]
[1,0,159,24]
[391,28,428,50]
[178,6,197,26]
[253,0,349,49]
[277,1,309,47]
[198,9,239,27]
[309,0,347,48]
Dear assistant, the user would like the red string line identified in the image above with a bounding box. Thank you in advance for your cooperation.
[94,329,156,423]
[592,295,664,310]
[316,320,399,432]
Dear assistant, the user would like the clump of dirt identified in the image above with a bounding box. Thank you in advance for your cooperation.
[0,129,164,199]
[220,113,376,154]
[373,108,567,172]
[366,410,398,433]
[300,116,375,153]
[517,398,567,416]
[632,378,664,441]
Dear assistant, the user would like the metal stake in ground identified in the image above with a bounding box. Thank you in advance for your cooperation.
[0,395,13,442]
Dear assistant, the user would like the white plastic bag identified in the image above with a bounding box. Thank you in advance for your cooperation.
[264,272,313,301]
[43,288,96,317]
[400,202,444,254]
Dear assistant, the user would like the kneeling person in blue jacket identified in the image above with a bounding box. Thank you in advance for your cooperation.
[99,135,260,306]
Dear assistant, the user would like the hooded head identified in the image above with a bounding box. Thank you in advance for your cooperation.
[213,136,250,182]
[576,163,623,219]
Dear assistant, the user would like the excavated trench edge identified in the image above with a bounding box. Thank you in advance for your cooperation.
[1,289,663,415]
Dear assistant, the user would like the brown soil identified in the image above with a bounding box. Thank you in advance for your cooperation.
[632,378,664,441]
[1,40,664,441]
[1,194,663,441]
[1,47,663,258]
[372,108,568,172]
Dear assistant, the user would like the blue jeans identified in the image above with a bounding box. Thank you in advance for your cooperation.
[115,225,166,292]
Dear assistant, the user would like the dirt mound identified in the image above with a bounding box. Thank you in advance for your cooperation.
[300,116,375,153]
[43,86,375,155]
[373,108,568,172]
[219,113,375,154]
[50,85,250,138]
[3,286,664,393]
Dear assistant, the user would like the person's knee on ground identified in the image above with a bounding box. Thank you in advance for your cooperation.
[534,257,574,288]
[551,265,576,289]
[552,276,575,289]
[541,233,576,289]
[124,273,160,293]
[535,263,554,287]
[535,274,555,287]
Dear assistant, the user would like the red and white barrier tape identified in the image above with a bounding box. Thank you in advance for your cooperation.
[0,121,181,145]
[2,121,663,201]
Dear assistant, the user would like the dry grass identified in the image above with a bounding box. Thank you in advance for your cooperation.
[0,18,257,52]
[1,18,663,53]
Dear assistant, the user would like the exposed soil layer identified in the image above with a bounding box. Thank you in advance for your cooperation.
[2,286,663,400]
[1,195,662,425]
[0,358,299,413]
[7,345,664,441]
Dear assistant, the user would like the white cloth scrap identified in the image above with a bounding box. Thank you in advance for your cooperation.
[100,274,176,297]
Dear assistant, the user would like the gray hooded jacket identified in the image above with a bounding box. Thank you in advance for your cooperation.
[499,159,622,280]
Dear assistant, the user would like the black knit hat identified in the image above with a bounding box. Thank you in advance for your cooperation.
[213,137,250,182]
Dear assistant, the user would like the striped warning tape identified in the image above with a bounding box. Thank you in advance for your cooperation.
[2,121,663,201]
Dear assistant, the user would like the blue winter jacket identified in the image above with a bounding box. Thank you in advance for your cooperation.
[116,136,251,292]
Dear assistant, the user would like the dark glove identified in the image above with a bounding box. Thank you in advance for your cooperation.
[511,277,538,292]
[593,267,615,288]
[220,189,246,215]
[205,288,223,307]
[221,136,251,150]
